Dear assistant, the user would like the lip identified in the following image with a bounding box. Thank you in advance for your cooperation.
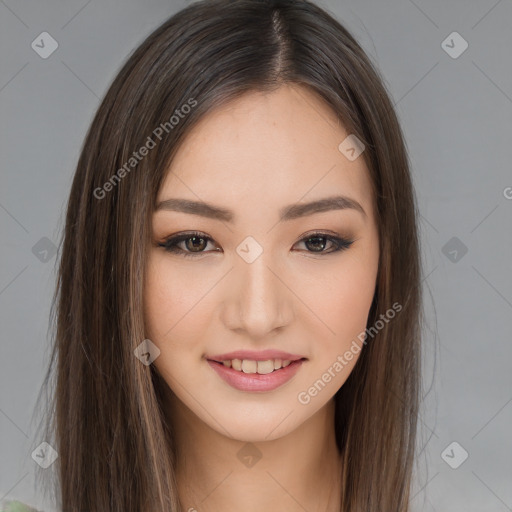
[207,358,305,392]
[207,349,305,362]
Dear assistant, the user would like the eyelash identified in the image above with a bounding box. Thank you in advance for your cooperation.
[157,231,355,259]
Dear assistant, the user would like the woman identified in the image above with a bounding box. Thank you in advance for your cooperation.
[29,0,423,510]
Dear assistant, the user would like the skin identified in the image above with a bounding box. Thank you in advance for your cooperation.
[144,84,380,512]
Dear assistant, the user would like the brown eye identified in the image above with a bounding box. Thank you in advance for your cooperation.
[158,231,354,259]
[158,231,220,258]
[295,233,354,254]
[304,236,329,252]
[184,235,208,252]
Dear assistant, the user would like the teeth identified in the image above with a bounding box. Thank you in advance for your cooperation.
[242,360,257,373]
[256,360,275,374]
[218,358,297,374]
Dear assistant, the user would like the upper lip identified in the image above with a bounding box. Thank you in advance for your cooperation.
[207,350,306,362]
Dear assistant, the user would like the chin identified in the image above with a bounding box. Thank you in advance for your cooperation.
[220,419,297,443]
[202,399,307,443]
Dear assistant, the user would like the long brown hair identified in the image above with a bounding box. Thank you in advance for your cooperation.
[34,0,423,510]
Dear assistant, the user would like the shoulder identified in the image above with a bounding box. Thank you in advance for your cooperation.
[1,500,42,512]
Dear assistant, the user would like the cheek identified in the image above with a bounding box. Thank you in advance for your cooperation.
[144,256,208,386]
[294,256,377,402]
[300,250,378,360]
[144,254,212,342]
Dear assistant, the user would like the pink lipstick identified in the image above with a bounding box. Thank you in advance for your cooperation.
[206,350,306,392]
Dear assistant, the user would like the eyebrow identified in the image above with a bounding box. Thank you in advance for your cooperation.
[155,195,366,222]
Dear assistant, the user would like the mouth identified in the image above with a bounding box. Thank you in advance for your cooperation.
[207,357,305,375]
[206,350,306,375]
[205,351,307,392]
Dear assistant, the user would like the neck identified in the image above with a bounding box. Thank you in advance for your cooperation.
[166,392,343,512]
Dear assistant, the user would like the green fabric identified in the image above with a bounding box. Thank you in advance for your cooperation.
[1,500,41,512]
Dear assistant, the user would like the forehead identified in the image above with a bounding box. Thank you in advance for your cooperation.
[158,84,374,221]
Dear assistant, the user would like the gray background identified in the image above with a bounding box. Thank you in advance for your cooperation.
[1,0,511,511]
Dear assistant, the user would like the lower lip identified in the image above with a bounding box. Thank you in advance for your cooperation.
[207,359,304,392]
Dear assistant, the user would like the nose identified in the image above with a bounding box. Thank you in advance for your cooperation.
[220,253,294,340]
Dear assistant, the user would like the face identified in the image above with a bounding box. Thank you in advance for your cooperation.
[144,84,379,442]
